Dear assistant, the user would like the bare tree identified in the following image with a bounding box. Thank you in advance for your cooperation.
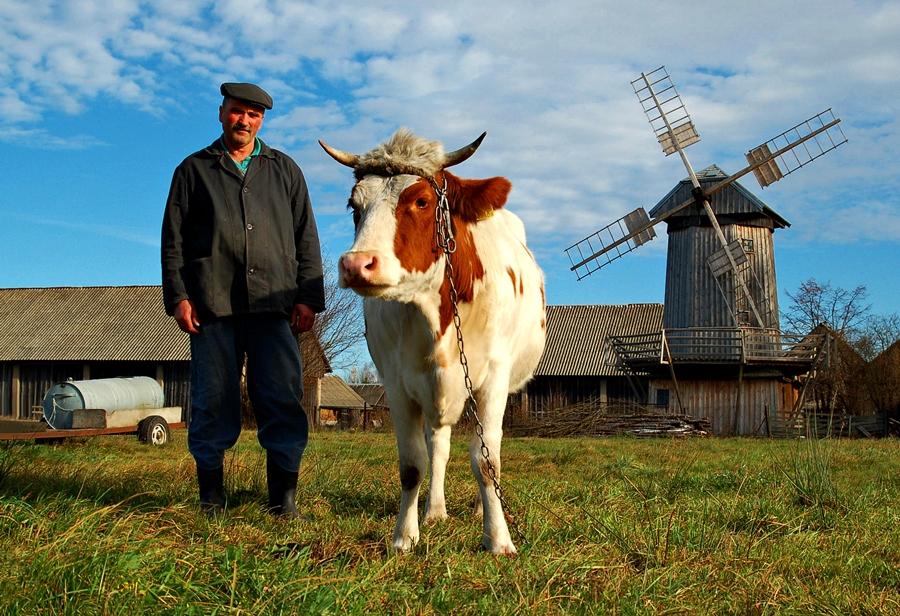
[346,363,380,384]
[312,254,366,371]
[856,314,900,361]
[783,279,871,415]
[782,279,870,342]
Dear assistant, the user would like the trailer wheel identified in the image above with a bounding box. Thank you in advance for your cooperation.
[138,416,170,446]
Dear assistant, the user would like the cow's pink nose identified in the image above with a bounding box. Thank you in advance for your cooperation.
[340,251,380,287]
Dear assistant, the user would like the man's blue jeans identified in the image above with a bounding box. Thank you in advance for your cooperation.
[188,314,309,473]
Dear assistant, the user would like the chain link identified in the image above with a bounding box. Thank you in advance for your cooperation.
[431,176,526,545]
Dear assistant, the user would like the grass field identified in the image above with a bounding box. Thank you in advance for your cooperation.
[1,429,899,615]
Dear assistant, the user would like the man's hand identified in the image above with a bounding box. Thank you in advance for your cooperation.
[174,299,201,335]
[291,303,315,334]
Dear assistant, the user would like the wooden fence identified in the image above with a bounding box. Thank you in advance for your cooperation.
[767,410,888,439]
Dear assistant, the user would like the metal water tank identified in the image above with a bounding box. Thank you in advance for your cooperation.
[43,377,165,430]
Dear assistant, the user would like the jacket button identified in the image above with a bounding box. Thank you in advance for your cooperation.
[247,223,254,230]
[248,268,256,275]
[243,187,249,194]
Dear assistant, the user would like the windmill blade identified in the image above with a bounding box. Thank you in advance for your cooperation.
[567,190,711,279]
[566,207,658,280]
[632,67,701,157]
[744,109,848,188]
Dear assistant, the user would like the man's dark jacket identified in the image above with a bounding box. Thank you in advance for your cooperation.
[161,138,326,319]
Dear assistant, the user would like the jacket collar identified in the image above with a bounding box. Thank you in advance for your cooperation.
[203,137,275,159]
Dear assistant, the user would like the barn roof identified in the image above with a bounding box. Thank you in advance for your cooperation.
[320,375,367,410]
[350,383,388,408]
[0,286,331,372]
[649,165,790,228]
[536,304,664,376]
[0,286,189,362]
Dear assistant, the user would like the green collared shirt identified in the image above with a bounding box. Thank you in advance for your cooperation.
[220,136,261,176]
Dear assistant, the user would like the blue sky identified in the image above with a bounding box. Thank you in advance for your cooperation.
[2,0,898,369]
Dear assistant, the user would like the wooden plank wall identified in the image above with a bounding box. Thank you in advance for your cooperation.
[664,224,779,331]
[650,377,790,436]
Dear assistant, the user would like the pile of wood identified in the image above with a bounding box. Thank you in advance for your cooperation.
[508,400,711,439]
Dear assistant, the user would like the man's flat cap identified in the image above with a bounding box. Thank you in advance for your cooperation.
[220,82,273,110]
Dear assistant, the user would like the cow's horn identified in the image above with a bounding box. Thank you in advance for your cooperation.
[318,140,360,168]
[443,132,487,168]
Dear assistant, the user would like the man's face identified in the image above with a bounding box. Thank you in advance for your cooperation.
[219,97,265,150]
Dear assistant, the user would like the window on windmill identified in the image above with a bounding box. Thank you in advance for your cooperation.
[655,389,670,408]
[741,238,754,254]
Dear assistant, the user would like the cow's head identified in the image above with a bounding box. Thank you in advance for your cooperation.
[320,129,512,306]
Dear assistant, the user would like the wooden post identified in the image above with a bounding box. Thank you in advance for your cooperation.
[11,364,20,419]
[734,359,744,436]
[663,336,686,415]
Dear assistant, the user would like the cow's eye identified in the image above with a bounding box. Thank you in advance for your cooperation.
[415,198,428,209]
[351,208,361,227]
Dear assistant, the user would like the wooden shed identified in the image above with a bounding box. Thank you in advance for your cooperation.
[512,304,664,421]
[316,374,367,428]
[0,286,191,421]
[0,286,331,426]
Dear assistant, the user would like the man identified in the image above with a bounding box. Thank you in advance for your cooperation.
[161,82,325,518]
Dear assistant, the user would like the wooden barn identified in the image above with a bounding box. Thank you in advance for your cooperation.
[312,374,367,427]
[0,286,330,425]
[512,304,664,420]
[0,286,191,421]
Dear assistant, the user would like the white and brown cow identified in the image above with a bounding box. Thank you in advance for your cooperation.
[319,129,546,555]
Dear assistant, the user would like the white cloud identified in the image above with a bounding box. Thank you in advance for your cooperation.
[1,0,898,255]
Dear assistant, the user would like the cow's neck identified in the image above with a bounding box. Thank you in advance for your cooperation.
[434,213,485,339]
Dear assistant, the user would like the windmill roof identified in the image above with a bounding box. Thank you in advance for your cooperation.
[536,304,664,376]
[648,165,790,228]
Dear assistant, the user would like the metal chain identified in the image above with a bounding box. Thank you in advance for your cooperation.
[431,176,526,545]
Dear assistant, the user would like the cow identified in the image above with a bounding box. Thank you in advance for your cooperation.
[319,129,546,555]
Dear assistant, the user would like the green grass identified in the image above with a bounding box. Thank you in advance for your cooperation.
[1,431,899,615]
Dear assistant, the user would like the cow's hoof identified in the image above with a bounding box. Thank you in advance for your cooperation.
[484,539,517,556]
[391,535,418,553]
[424,511,449,524]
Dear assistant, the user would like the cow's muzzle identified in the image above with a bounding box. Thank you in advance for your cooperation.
[339,251,384,289]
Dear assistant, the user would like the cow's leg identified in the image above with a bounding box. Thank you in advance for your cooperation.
[469,377,517,555]
[391,398,427,552]
[424,422,452,522]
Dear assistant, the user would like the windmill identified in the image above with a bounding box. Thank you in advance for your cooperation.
[564,66,848,434]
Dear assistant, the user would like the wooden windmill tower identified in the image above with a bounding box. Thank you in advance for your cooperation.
[565,67,848,435]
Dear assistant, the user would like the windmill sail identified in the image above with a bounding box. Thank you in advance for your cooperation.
[632,66,701,156]
[566,207,657,280]
[745,109,847,188]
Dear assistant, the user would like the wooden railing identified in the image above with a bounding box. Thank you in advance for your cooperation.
[610,328,827,365]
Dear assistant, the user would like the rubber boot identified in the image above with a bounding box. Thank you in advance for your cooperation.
[197,465,225,514]
[267,454,301,519]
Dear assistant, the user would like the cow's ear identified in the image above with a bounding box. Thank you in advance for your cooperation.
[445,172,512,222]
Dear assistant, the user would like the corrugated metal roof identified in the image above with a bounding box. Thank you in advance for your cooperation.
[648,165,790,228]
[0,286,190,361]
[320,375,367,409]
[536,304,664,376]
